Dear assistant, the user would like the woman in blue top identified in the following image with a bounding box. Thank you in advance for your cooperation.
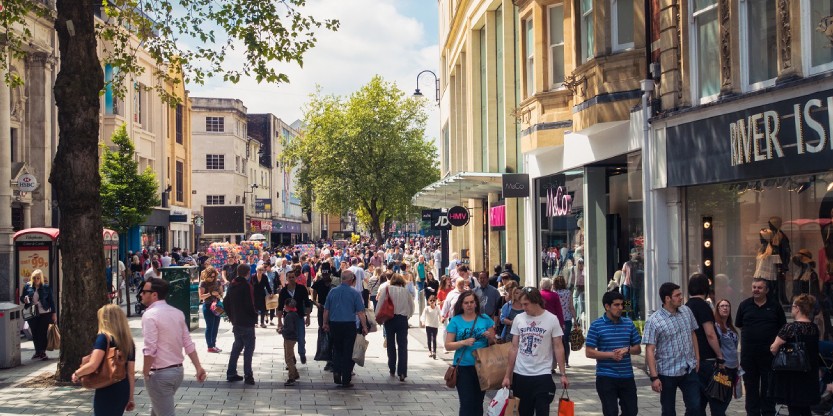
[72,304,136,415]
[445,290,496,416]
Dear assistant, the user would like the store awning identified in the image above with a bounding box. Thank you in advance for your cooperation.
[412,172,504,208]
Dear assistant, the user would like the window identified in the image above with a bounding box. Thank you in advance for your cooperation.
[175,160,184,202]
[236,156,241,173]
[480,28,488,171]
[206,195,224,205]
[206,116,224,132]
[740,0,776,90]
[804,0,833,75]
[578,0,594,63]
[524,18,535,97]
[611,0,634,51]
[548,4,565,87]
[206,154,224,170]
[134,83,144,125]
[175,104,183,144]
[691,0,720,103]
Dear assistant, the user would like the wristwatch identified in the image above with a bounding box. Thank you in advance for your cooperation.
[650,376,659,382]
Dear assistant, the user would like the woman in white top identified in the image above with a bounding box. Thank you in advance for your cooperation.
[376,273,415,381]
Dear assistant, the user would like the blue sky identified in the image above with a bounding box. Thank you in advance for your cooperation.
[190,0,441,142]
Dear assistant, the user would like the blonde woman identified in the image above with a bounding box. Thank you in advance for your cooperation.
[20,269,55,360]
[71,304,136,415]
[199,267,224,353]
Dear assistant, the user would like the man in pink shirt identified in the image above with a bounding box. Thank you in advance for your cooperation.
[141,278,207,416]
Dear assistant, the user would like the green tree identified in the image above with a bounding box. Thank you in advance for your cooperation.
[0,0,337,381]
[283,76,440,242]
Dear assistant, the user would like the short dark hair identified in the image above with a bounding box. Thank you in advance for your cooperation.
[519,287,545,308]
[146,277,170,300]
[687,273,710,297]
[237,263,250,278]
[457,264,469,273]
[659,282,680,305]
[602,291,625,307]
[478,271,489,280]
[504,263,513,271]
[453,290,481,317]
[493,265,502,274]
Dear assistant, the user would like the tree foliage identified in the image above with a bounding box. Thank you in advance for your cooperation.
[100,124,161,233]
[282,76,440,242]
[0,0,337,381]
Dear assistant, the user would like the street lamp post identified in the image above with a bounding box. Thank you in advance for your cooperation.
[413,70,440,104]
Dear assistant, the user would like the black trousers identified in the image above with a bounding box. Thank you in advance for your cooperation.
[384,314,409,377]
[595,376,638,416]
[512,373,556,416]
[426,326,438,353]
[329,321,357,384]
[456,366,484,416]
[742,349,776,416]
[30,314,51,354]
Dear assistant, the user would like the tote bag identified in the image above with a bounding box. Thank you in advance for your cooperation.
[80,337,127,389]
[375,287,395,324]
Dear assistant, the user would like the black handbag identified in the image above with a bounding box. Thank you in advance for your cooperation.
[22,303,39,322]
[705,366,733,402]
[772,333,810,372]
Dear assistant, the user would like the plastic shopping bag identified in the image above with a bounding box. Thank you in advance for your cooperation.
[485,387,511,416]
[352,334,369,367]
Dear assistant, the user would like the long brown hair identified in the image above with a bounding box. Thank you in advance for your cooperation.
[713,298,736,334]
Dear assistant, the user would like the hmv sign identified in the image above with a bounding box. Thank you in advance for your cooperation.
[447,206,470,227]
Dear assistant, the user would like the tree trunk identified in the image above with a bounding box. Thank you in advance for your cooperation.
[51,0,108,381]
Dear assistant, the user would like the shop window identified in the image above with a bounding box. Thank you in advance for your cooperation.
[803,0,833,75]
[206,116,224,132]
[740,0,776,90]
[684,172,833,314]
[206,195,224,205]
[548,4,565,88]
[524,17,534,98]
[578,0,594,63]
[611,0,634,52]
[690,0,719,103]
[206,154,224,170]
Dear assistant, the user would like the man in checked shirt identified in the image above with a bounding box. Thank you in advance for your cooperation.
[643,282,701,416]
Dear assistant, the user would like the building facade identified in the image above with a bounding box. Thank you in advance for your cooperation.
[165,70,194,251]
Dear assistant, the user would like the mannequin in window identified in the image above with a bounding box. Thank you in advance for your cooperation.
[621,251,644,320]
[754,228,782,303]
[792,249,820,298]
[768,216,791,305]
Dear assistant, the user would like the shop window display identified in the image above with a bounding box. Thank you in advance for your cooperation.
[685,172,833,339]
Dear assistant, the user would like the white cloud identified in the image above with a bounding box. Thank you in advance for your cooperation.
[190,0,441,144]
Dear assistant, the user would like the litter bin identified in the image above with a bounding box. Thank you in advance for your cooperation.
[0,302,23,368]
[159,266,200,331]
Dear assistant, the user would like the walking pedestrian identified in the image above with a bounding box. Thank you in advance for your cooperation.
[585,291,642,416]
[140,278,207,416]
[539,278,565,336]
[568,258,586,327]
[736,277,786,416]
[475,271,501,326]
[322,270,369,388]
[421,294,441,359]
[311,270,335,371]
[769,294,820,416]
[198,267,223,353]
[446,291,496,416]
[376,273,415,381]
[71,304,136,415]
[713,299,739,413]
[553,276,576,366]
[281,299,301,386]
[502,287,569,416]
[424,271,439,301]
[224,263,258,385]
[20,269,55,360]
[686,273,727,416]
[500,284,524,342]
[253,265,273,328]
[277,271,312,364]
[643,282,701,415]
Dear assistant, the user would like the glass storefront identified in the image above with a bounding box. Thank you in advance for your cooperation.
[684,172,833,316]
[537,170,585,280]
[140,225,167,252]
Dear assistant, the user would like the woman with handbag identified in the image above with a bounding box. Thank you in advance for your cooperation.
[445,290,496,416]
[769,293,820,416]
[376,273,415,381]
[553,276,576,366]
[713,298,739,412]
[253,265,273,328]
[199,267,224,353]
[71,304,136,415]
[20,269,56,360]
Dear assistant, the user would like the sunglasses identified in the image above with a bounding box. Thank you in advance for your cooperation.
[139,289,157,295]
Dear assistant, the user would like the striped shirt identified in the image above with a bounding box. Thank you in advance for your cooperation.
[585,314,642,378]
[642,305,698,377]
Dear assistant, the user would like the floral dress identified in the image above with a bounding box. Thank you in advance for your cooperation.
[770,321,820,407]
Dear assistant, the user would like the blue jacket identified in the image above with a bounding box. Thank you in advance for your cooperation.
[20,284,55,313]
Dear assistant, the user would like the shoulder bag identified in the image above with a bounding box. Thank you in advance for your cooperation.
[375,286,395,325]
[570,322,585,351]
[80,337,127,389]
[210,299,225,317]
[444,315,479,388]
[22,303,39,322]
[772,331,810,372]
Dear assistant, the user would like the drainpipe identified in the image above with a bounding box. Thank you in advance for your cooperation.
[641,78,655,318]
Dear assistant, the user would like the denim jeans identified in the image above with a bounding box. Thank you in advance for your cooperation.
[226,326,256,378]
[384,314,409,377]
[202,303,220,348]
[658,371,701,416]
[696,360,731,416]
[596,376,638,416]
[455,366,484,416]
[562,320,572,365]
[296,316,306,358]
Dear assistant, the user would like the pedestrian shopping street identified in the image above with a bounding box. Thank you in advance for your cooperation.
[0,311,745,415]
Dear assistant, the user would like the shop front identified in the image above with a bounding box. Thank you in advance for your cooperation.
[271,219,301,246]
[656,81,833,320]
[137,208,170,253]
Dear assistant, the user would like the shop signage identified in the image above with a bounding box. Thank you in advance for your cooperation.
[667,88,833,186]
[430,210,452,231]
[490,204,506,229]
[448,206,470,227]
[545,186,573,217]
[255,198,272,213]
[502,173,530,198]
[422,209,437,222]
[17,174,38,192]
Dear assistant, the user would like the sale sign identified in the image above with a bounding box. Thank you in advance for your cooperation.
[18,246,50,284]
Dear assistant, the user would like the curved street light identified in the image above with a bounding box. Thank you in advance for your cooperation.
[413,70,439,104]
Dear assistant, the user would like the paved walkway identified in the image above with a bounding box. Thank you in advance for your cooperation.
[0,309,749,415]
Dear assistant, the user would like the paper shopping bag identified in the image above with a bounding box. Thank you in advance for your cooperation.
[47,323,61,351]
[473,343,512,391]
[503,395,520,416]
[557,390,574,416]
